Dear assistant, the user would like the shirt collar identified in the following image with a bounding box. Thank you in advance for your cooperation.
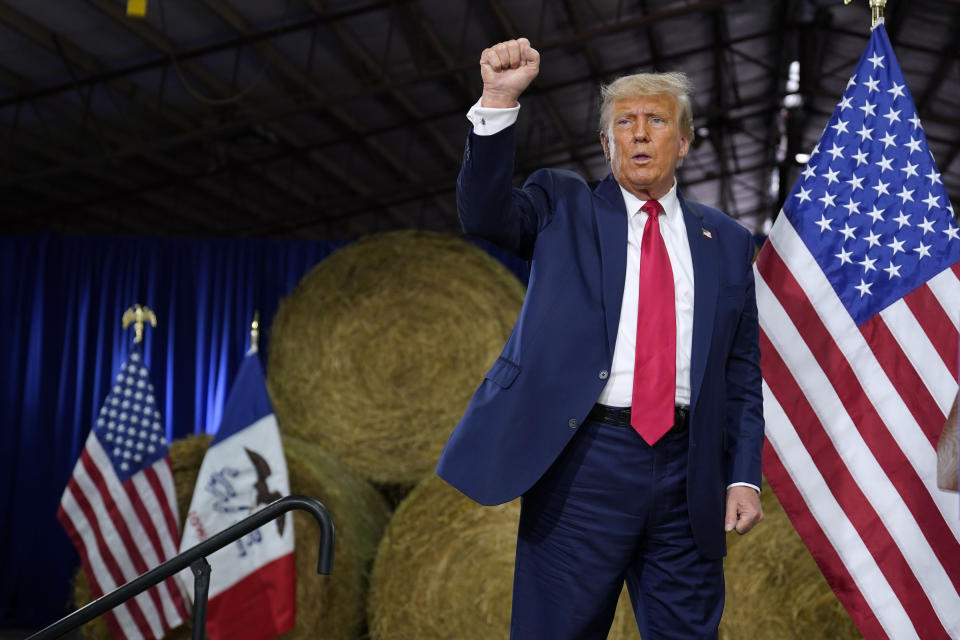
[618,180,680,221]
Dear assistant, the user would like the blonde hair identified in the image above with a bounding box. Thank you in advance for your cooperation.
[599,72,695,143]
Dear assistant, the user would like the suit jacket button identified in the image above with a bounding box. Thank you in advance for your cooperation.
[598,369,609,380]
[568,418,579,428]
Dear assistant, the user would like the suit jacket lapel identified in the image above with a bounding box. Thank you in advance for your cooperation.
[679,192,718,413]
[593,175,628,358]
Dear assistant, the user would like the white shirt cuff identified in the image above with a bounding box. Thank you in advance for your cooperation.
[727,482,761,494]
[466,98,520,136]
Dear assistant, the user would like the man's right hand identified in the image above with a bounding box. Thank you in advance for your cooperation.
[479,38,540,108]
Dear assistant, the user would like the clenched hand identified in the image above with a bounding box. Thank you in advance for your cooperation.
[479,38,540,108]
[725,485,764,534]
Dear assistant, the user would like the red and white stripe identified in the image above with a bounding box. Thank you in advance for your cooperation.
[755,211,960,639]
[58,433,189,639]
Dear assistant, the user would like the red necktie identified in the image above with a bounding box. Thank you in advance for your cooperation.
[630,199,676,444]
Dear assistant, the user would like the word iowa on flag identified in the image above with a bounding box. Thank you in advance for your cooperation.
[58,349,189,640]
[755,23,960,640]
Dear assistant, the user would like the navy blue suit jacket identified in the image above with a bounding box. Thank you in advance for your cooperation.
[436,124,764,559]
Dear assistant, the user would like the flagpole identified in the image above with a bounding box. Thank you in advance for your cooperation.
[842,0,887,29]
[249,310,260,354]
[869,0,886,28]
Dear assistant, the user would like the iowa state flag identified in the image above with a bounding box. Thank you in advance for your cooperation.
[179,350,295,640]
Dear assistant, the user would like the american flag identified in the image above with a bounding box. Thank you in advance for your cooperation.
[754,24,960,639]
[57,348,190,638]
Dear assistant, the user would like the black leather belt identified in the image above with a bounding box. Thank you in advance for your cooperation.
[587,403,690,431]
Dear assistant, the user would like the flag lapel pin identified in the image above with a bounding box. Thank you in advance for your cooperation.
[701,228,713,239]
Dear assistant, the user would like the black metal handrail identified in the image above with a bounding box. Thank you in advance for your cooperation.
[28,494,335,640]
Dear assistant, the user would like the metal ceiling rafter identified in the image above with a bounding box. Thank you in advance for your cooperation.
[943,143,960,175]
[0,63,28,94]
[50,35,113,157]
[914,10,960,119]
[0,50,273,228]
[0,2,316,222]
[171,0,381,213]
[199,0,455,219]
[1,69,27,170]
[35,104,283,227]
[0,4,176,129]
[5,126,224,234]
[305,0,460,163]
[203,0,446,181]
[0,3,207,142]
[0,6,266,228]
[2,43,793,195]
[391,0,476,104]
[289,20,778,114]
[27,91,606,216]
[486,0,592,176]
[727,43,778,74]
[0,1,402,108]
[561,0,603,77]
[5,0,746,115]
[709,7,737,215]
[826,22,960,58]
[86,0,416,227]
[637,0,666,72]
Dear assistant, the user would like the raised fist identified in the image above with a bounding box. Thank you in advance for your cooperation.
[479,38,540,108]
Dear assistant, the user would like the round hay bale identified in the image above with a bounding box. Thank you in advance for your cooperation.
[74,433,390,639]
[721,479,862,640]
[367,474,641,639]
[267,230,525,486]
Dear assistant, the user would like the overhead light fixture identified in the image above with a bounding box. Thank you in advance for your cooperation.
[127,0,147,17]
[786,60,801,93]
[784,93,804,108]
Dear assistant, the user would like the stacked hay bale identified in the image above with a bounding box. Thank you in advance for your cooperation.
[721,480,861,640]
[367,474,641,639]
[74,434,390,639]
[267,230,526,487]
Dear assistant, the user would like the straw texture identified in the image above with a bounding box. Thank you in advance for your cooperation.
[267,231,525,486]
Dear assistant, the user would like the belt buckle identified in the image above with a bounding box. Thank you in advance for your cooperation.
[673,405,690,430]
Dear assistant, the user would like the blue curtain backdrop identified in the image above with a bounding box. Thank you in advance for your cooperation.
[0,231,528,628]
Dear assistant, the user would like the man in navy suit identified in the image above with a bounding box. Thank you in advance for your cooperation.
[437,37,765,639]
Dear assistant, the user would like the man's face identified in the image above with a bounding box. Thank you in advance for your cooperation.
[601,94,690,201]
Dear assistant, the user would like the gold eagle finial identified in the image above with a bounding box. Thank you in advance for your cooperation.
[122,304,157,344]
[250,310,261,353]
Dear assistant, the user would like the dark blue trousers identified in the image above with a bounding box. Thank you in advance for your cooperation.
[510,417,723,640]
